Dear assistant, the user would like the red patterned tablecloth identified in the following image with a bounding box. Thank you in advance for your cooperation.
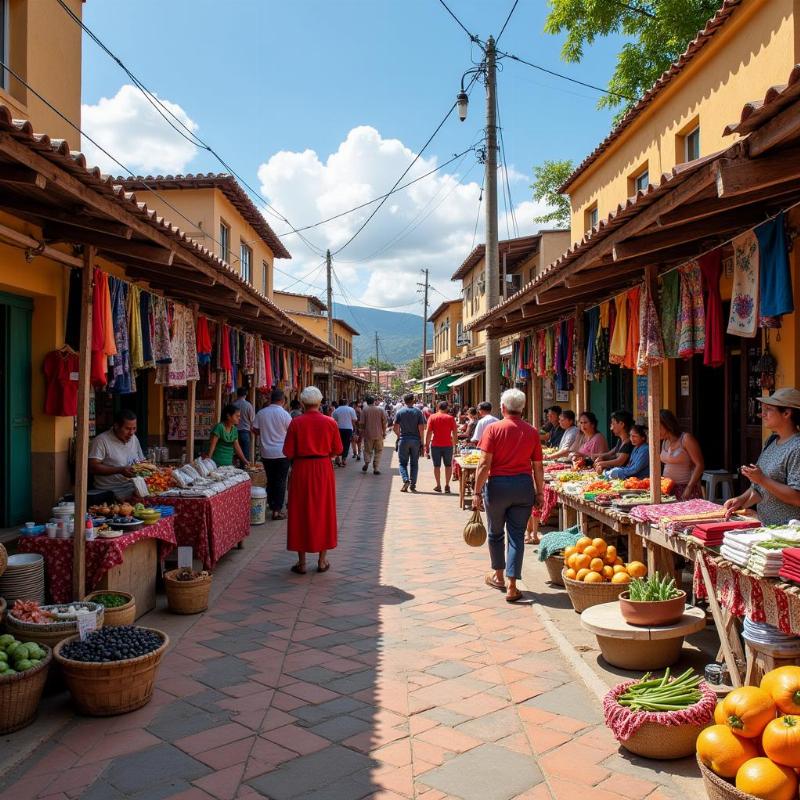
[693,549,800,637]
[17,517,176,604]
[144,480,251,570]
[534,484,559,522]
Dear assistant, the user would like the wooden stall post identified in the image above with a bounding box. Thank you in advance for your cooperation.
[574,304,586,413]
[248,382,256,462]
[215,318,225,422]
[531,372,542,429]
[186,306,198,463]
[645,265,662,506]
[72,247,95,600]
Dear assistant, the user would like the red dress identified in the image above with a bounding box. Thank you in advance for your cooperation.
[283,409,341,553]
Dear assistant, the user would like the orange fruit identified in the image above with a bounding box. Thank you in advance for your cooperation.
[697,725,760,778]
[583,571,603,584]
[591,538,607,554]
[714,701,727,726]
[574,554,591,570]
[611,572,631,584]
[613,557,624,566]
[605,545,617,562]
[565,568,577,581]
[575,568,591,581]
[602,565,614,579]
[589,558,605,572]
[736,757,797,800]
[575,537,592,553]
[626,561,647,578]
[583,546,598,559]
[613,564,627,574]
[563,546,578,561]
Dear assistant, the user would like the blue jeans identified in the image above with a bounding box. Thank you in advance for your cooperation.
[238,430,251,460]
[398,437,421,485]
[484,474,535,579]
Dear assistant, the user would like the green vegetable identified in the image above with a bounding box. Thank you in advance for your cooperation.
[91,593,128,608]
[14,659,32,672]
[6,642,19,657]
[0,651,7,663]
[0,634,13,648]
[617,668,702,711]
[626,572,683,602]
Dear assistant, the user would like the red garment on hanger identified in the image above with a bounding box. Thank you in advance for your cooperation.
[264,342,273,387]
[196,316,212,355]
[43,349,79,416]
[699,250,724,368]
[623,287,641,371]
[221,324,233,372]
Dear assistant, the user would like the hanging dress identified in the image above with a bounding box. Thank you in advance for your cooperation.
[128,285,144,372]
[636,282,665,374]
[609,294,627,365]
[108,278,133,394]
[727,231,760,337]
[756,212,794,323]
[677,262,706,357]
[623,287,641,371]
[659,270,681,358]
[699,250,724,368]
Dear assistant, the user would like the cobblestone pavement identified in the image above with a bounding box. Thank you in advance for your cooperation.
[0,439,690,800]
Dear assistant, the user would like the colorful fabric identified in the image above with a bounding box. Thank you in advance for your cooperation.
[556,321,570,391]
[636,282,664,374]
[196,317,212,365]
[108,278,133,394]
[585,307,598,379]
[727,230,760,338]
[609,293,627,365]
[622,287,640,371]
[544,328,554,375]
[139,291,154,368]
[43,349,79,416]
[152,295,173,363]
[594,302,610,379]
[659,270,681,358]
[677,262,706,357]
[128,285,144,372]
[699,250,724,368]
[185,308,199,383]
[756,212,794,319]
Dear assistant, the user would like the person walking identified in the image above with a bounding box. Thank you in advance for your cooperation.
[393,392,425,493]
[470,401,499,444]
[424,400,458,493]
[331,398,358,467]
[283,386,341,574]
[361,396,388,475]
[233,387,255,461]
[289,398,303,418]
[350,401,363,461]
[472,389,544,603]
[253,389,292,520]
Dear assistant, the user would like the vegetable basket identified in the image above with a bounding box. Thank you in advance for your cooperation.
[0,646,52,734]
[545,556,565,586]
[164,569,212,615]
[84,591,136,627]
[5,603,105,649]
[0,542,7,578]
[562,570,627,613]
[697,755,761,800]
[0,597,6,624]
[54,628,169,716]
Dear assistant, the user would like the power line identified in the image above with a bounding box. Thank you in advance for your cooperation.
[496,83,519,239]
[435,0,478,40]
[471,174,485,250]
[496,0,520,43]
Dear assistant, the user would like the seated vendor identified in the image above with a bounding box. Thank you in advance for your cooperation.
[208,404,251,467]
[576,412,608,457]
[540,406,563,446]
[604,424,649,480]
[88,409,144,501]
[724,388,800,524]
[592,410,634,474]
[548,410,580,459]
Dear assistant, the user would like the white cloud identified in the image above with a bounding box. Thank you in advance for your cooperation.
[259,126,555,309]
[81,84,199,175]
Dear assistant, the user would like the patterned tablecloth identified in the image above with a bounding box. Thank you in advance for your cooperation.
[144,480,251,570]
[17,517,176,604]
[535,484,559,522]
[693,549,800,637]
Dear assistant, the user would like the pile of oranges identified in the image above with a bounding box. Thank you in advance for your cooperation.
[562,536,647,584]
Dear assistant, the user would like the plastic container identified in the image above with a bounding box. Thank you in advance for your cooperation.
[250,487,267,525]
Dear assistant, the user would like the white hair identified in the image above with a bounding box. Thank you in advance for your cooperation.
[300,386,323,406]
[501,388,526,414]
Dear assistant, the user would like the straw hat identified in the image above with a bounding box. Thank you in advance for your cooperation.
[757,388,800,410]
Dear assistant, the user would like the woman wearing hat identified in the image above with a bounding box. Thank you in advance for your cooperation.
[724,388,800,525]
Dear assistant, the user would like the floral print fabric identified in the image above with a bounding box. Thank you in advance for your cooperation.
[677,262,706,358]
[727,231,759,338]
[658,270,680,358]
[636,282,664,374]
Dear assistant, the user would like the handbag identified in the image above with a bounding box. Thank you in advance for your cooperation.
[463,509,487,547]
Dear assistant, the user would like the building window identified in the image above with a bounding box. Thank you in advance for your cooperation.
[584,203,598,233]
[634,169,649,193]
[261,260,269,296]
[240,242,252,284]
[219,221,230,263]
[685,126,700,162]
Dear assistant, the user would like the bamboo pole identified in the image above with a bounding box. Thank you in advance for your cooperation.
[645,265,662,505]
[72,247,95,600]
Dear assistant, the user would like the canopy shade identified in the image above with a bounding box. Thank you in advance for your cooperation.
[449,370,484,388]
[435,374,462,393]
[422,371,451,385]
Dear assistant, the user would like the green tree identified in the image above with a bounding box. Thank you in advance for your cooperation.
[406,356,423,381]
[391,377,406,395]
[544,0,720,117]
[366,356,395,371]
[531,159,574,227]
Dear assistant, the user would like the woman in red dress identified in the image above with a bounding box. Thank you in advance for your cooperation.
[283,386,342,573]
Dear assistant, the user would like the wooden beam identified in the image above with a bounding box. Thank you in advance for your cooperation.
[715,147,800,198]
[73,246,95,600]
[0,164,46,189]
[122,264,217,287]
[746,100,800,158]
[0,199,134,238]
[565,260,645,288]
[44,223,175,264]
[0,220,82,268]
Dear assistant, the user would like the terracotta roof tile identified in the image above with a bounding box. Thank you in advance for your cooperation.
[428,299,461,322]
[723,63,800,136]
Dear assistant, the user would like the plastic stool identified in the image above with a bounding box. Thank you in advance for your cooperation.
[702,470,735,503]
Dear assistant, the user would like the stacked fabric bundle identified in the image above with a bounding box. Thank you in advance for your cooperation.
[779,547,800,584]
[743,617,800,654]
[719,529,772,567]
[690,519,761,547]
[747,542,787,578]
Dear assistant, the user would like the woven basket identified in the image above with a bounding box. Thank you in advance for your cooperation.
[545,556,565,586]
[0,646,52,734]
[0,542,7,578]
[54,628,169,716]
[562,570,628,613]
[246,466,266,488]
[0,597,6,624]
[621,719,706,759]
[164,570,212,615]
[5,603,105,649]
[84,592,136,627]
[697,755,761,800]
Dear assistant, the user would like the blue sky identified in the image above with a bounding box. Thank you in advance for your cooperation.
[79,1,624,309]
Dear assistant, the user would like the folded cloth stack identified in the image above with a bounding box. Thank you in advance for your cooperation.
[538,526,580,562]
[743,617,800,653]
[719,530,773,567]
[691,520,761,547]
[779,547,800,583]
[747,542,788,578]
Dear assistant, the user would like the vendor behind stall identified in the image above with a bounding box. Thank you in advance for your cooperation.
[88,409,144,500]
[208,404,250,467]
[724,388,800,525]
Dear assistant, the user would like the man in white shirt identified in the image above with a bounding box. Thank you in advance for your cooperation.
[253,389,292,520]
[88,409,145,500]
[470,401,500,444]
[331,399,358,467]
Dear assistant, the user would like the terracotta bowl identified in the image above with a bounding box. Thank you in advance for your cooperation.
[619,591,687,627]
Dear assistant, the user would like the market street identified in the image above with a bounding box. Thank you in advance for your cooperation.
[0,439,690,800]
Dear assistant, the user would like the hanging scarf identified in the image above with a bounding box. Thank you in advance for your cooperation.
[756,212,794,322]
[585,307,598,380]
[677,262,706,357]
[636,282,664,375]
[185,308,199,383]
[658,271,681,359]
[91,269,109,388]
[244,334,256,375]
[196,317,212,365]
[555,322,569,391]
[536,330,546,377]
[127,285,144,372]
[544,328,554,376]
[566,319,575,378]
[229,327,238,390]
[108,278,133,394]
[699,250,724,368]
[609,293,627,365]
[623,287,641,371]
[139,291,154,368]
[152,296,173,363]
[264,342,273,387]
[594,301,610,380]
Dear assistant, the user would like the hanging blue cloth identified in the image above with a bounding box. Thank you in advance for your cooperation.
[585,308,599,379]
[556,321,569,391]
[756,212,794,318]
[139,290,153,365]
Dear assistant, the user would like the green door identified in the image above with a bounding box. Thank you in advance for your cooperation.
[589,378,610,443]
[0,292,32,526]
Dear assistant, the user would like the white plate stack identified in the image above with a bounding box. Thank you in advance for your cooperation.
[0,553,45,605]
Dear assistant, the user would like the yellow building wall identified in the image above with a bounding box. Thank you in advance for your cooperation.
[459,260,488,354]
[286,313,355,370]
[568,0,797,238]
[538,231,571,278]
[273,291,324,314]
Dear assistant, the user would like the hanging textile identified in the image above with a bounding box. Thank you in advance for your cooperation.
[554,322,568,391]
[699,250,724,368]
[185,309,199,383]
[756,212,794,322]
[128,285,144,372]
[108,278,133,394]
[228,327,238,390]
[727,231,760,338]
[609,293,627,365]
[152,296,173,363]
[585,308,598,379]
[677,262,706,357]
[565,319,575,378]
[658,271,681,359]
[43,348,80,416]
[544,328,554,375]
[636,282,664,374]
[196,317,212,365]
[536,330,546,377]
[264,342,274,388]
[594,302,610,380]
[139,291,154,368]
[623,287,641,371]
[244,335,256,375]
[91,269,109,387]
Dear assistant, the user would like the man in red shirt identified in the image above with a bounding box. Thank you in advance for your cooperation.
[424,400,459,493]
[472,388,544,603]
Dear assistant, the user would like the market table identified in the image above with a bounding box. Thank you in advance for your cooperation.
[454,458,478,510]
[144,480,251,570]
[16,517,176,608]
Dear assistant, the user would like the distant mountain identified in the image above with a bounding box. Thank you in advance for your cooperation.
[332,303,433,366]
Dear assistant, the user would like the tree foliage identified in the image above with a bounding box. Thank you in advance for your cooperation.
[366,356,395,371]
[531,159,574,227]
[544,0,720,117]
[406,356,423,381]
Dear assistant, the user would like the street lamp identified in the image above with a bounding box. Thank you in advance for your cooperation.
[456,90,469,122]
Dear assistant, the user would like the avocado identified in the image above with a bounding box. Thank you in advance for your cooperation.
[0,634,14,648]
[14,659,32,672]
[5,642,19,657]
[12,645,29,661]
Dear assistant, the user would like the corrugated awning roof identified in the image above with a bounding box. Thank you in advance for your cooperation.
[449,370,483,388]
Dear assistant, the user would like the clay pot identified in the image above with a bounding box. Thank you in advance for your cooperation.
[619,590,687,627]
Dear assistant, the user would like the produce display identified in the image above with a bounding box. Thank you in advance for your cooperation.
[10,600,55,623]
[623,477,675,493]
[617,668,703,711]
[0,634,48,675]
[460,452,480,466]
[89,501,135,518]
[171,567,210,582]
[60,626,163,663]
[89,593,128,609]
[698,671,800,798]
[562,535,647,583]
[557,471,587,483]
[625,574,683,602]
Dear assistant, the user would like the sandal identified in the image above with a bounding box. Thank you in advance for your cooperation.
[485,572,505,591]
[317,561,331,573]
[433,486,442,493]
[290,564,307,575]
[506,590,524,603]
[272,511,287,520]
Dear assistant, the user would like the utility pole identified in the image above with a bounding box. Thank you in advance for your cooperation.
[375,331,380,395]
[326,249,335,401]
[419,268,429,399]
[484,36,500,412]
